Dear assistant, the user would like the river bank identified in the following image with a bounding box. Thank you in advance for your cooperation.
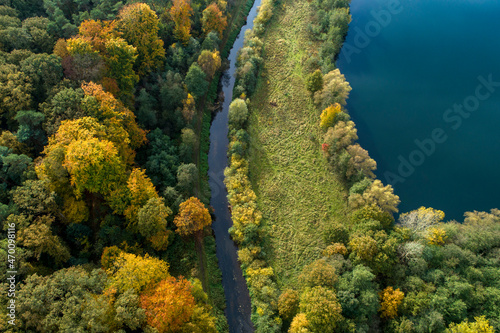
[207,0,263,331]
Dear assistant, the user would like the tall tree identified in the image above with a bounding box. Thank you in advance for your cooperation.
[118,3,165,76]
[140,276,195,332]
[169,0,193,45]
[201,3,227,37]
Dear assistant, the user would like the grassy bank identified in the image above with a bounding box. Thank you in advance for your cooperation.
[247,0,349,287]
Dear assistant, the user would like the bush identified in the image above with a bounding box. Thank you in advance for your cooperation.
[305,69,323,94]
[228,98,248,129]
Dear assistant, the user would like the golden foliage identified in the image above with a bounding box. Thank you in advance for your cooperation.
[170,0,193,45]
[319,103,341,131]
[426,227,447,246]
[379,286,404,319]
[174,197,212,236]
[201,3,228,37]
[198,49,221,78]
[446,316,495,333]
[289,313,311,333]
[106,251,169,293]
[140,276,195,332]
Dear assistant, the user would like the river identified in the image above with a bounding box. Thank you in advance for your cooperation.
[337,0,500,220]
[207,1,261,332]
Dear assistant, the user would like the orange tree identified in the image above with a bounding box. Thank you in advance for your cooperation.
[140,276,195,332]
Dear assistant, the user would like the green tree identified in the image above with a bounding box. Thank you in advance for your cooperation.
[20,53,63,103]
[185,63,208,100]
[137,197,172,239]
[17,267,108,332]
[314,68,351,108]
[0,63,32,124]
[104,37,139,100]
[228,98,248,129]
[22,16,55,53]
[305,69,323,94]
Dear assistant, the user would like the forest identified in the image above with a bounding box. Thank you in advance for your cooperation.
[0,0,499,332]
[0,0,255,331]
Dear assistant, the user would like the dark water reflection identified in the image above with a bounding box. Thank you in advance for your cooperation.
[337,0,500,220]
[208,1,262,332]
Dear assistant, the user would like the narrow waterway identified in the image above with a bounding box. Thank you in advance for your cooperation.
[208,1,261,332]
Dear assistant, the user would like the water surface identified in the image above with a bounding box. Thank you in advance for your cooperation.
[337,0,500,220]
[208,1,261,331]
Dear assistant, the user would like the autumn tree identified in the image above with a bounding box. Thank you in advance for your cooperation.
[170,0,193,45]
[346,144,377,180]
[201,3,227,37]
[379,286,404,319]
[349,179,400,213]
[289,313,311,333]
[324,120,358,153]
[106,251,170,294]
[319,103,342,130]
[299,259,338,289]
[279,289,300,321]
[398,207,445,233]
[174,197,212,238]
[140,276,195,332]
[300,286,343,332]
[118,3,165,76]
[0,63,32,124]
[446,316,495,333]
[197,49,221,79]
[314,68,351,109]
[182,93,196,123]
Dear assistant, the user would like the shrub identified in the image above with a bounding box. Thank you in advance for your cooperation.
[305,69,323,94]
[228,98,248,129]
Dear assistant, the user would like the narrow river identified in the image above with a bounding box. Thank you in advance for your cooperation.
[208,1,261,332]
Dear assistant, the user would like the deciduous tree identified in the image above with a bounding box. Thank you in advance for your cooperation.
[379,286,404,319]
[201,3,227,37]
[174,197,212,237]
[300,286,343,332]
[319,103,341,130]
[106,251,169,293]
[197,49,221,79]
[314,68,351,108]
[170,0,193,45]
[118,3,165,76]
[140,276,195,332]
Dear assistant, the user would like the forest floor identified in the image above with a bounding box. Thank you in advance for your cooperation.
[247,0,350,288]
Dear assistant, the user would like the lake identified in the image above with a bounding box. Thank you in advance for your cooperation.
[337,0,500,221]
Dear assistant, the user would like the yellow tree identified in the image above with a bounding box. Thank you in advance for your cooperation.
[118,3,165,76]
[319,103,341,130]
[174,197,212,274]
[379,286,404,319]
[201,3,228,37]
[197,50,221,79]
[174,197,212,238]
[106,251,170,293]
[446,316,494,333]
[170,0,193,45]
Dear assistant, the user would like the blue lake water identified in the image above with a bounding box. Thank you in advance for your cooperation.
[337,0,500,221]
